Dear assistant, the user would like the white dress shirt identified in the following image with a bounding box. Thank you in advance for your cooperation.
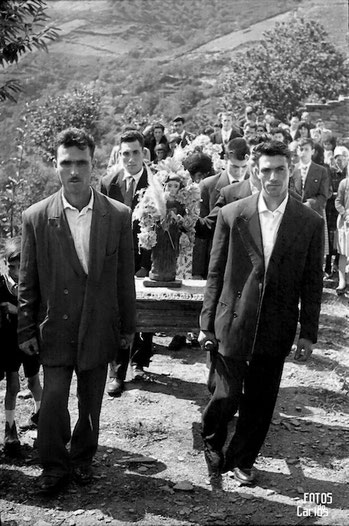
[258,193,288,269]
[222,128,232,144]
[62,190,94,274]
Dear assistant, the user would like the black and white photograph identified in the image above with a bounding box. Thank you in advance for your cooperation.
[0,1,348,524]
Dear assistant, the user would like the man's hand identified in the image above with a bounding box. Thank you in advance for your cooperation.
[120,333,135,349]
[19,337,39,356]
[198,330,217,349]
[294,338,313,362]
[135,267,148,278]
[0,302,17,315]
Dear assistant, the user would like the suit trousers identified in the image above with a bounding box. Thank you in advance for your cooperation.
[109,332,153,380]
[38,363,108,476]
[202,352,285,471]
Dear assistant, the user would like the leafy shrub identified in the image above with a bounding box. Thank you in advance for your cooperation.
[23,86,102,162]
[221,16,349,119]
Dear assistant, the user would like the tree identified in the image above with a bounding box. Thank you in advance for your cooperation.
[0,0,59,102]
[221,16,349,119]
[23,85,103,162]
[0,85,103,236]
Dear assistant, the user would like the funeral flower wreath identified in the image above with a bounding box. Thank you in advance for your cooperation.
[133,153,201,256]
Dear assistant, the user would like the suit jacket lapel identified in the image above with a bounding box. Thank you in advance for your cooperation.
[117,169,127,201]
[88,189,109,283]
[48,190,85,277]
[265,197,303,283]
[215,171,230,192]
[293,167,302,196]
[303,162,316,195]
[236,193,265,278]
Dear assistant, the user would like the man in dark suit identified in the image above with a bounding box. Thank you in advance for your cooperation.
[196,177,256,240]
[199,138,250,218]
[198,141,323,486]
[17,128,136,495]
[100,130,153,396]
[195,139,250,275]
[172,115,195,147]
[197,155,302,240]
[291,138,330,216]
[210,112,242,158]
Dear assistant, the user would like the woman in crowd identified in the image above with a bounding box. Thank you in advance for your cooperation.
[335,169,349,294]
[295,121,311,141]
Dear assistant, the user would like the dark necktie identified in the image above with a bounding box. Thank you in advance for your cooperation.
[124,177,135,208]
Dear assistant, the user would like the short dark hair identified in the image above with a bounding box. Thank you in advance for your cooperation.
[173,116,185,124]
[244,121,257,130]
[153,122,165,132]
[298,121,310,131]
[253,140,291,165]
[256,122,267,132]
[183,152,214,177]
[271,127,286,137]
[227,138,250,160]
[298,137,314,148]
[246,133,270,148]
[120,130,145,148]
[154,143,167,151]
[55,128,95,158]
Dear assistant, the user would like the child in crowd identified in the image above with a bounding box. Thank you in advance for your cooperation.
[0,237,42,455]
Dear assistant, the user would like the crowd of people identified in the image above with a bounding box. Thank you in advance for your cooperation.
[0,104,348,496]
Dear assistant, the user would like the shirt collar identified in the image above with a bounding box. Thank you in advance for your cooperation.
[258,192,289,215]
[299,161,311,171]
[62,188,94,212]
[123,166,144,182]
[227,171,241,184]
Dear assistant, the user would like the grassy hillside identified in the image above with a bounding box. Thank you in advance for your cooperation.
[0,0,346,165]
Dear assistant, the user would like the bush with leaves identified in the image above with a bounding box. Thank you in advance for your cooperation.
[23,85,103,162]
[0,0,59,102]
[0,125,59,238]
[221,16,349,119]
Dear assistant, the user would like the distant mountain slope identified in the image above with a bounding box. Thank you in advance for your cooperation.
[45,0,347,61]
[191,0,347,56]
[45,0,305,59]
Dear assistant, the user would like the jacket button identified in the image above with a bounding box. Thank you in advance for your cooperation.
[233,312,238,318]
[62,314,69,320]
[237,291,241,298]
[63,289,69,295]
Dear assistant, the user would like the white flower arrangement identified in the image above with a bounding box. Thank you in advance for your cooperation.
[133,156,201,256]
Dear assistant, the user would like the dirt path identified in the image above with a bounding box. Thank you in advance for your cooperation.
[1,283,349,526]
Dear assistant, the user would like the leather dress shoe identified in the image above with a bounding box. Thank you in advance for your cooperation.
[168,335,186,350]
[38,473,70,496]
[4,422,20,456]
[336,285,347,296]
[73,465,93,486]
[232,466,256,485]
[107,379,124,397]
[132,365,146,380]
